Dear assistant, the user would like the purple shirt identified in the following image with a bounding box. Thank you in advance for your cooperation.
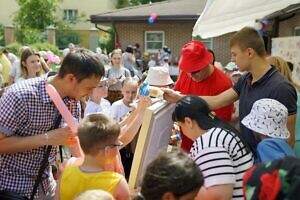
[0,76,80,198]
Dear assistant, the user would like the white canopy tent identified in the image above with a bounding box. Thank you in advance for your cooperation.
[193,0,300,38]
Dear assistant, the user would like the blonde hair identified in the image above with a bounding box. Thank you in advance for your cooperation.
[267,56,300,90]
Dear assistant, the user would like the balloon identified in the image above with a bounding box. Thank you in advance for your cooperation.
[139,82,150,96]
[151,12,157,20]
[46,84,78,134]
[148,16,155,24]
[47,51,61,65]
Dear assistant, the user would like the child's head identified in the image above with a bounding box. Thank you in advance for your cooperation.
[78,113,121,159]
[267,56,300,90]
[110,49,122,67]
[89,78,108,102]
[20,47,42,78]
[230,27,265,72]
[242,98,290,140]
[122,77,138,104]
[74,189,114,200]
[139,149,204,200]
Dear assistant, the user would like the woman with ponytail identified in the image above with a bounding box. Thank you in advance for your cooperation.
[172,95,253,200]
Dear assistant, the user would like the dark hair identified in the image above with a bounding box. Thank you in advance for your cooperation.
[125,45,134,54]
[78,113,120,155]
[58,48,104,82]
[172,96,251,152]
[172,96,236,131]
[139,148,204,199]
[287,61,294,72]
[230,27,265,57]
[207,49,215,65]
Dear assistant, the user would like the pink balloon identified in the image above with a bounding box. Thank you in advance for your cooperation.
[46,84,78,133]
[151,12,157,20]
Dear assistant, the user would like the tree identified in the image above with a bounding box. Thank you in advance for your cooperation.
[14,0,60,30]
[14,0,60,44]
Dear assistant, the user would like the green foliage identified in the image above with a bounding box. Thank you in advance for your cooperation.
[99,28,115,53]
[15,28,41,45]
[116,0,130,9]
[14,0,60,30]
[0,25,4,46]
[4,43,22,56]
[56,30,80,49]
[4,42,60,56]
[31,42,60,55]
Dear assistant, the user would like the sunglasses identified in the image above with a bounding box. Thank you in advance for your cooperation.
[100,141,123,152]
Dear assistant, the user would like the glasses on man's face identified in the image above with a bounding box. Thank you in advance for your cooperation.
[100,141,123,152]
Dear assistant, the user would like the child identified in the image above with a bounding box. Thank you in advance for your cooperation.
[58,113,130,200]
[110,77,138,122]
[136,149,204,200]
[110,77,139,178]
[242,98,295,163]
[84,77,111,116]
[74,189,114,200]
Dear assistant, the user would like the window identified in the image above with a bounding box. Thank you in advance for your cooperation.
[201,38,213,49]
[295,26,300,36]
[193,35,213,49]
[145,31,164,53]
[63,9,78,22]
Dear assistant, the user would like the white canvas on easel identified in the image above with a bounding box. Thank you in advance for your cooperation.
[128,100,175,188]
[271,36,300,85]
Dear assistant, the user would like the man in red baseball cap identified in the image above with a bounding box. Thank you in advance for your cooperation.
[168,40,233,152]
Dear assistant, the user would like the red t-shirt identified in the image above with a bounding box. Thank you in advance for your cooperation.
[173,67,234,152]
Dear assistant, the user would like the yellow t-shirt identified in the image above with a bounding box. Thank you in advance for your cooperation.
[0,54,12,85]
[60,166,123,200]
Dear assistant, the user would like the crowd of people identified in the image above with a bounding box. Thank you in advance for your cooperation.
[0,26,299,200]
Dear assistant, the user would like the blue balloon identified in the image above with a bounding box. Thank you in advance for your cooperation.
[148,17,154,24]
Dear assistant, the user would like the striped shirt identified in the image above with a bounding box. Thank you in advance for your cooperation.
[0,76,80,199]
[190,127,253,200]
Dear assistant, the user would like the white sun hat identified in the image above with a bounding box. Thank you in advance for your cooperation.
[145,67,174,86]
[241,98,290,139]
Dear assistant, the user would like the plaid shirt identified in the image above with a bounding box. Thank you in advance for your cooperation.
[0,76,80,199]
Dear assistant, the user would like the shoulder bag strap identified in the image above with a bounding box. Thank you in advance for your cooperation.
[30,114,62,200]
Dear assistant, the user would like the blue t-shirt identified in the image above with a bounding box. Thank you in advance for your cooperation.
[256,138,295,163]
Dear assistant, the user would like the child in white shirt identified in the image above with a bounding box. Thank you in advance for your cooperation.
[84,78,111,116]
[110,78,138,122]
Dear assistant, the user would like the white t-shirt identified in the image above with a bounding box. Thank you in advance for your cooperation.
[110,99,131,122]
[84,99,111,117]
[9,60,21,82]
[189,127,253,200]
